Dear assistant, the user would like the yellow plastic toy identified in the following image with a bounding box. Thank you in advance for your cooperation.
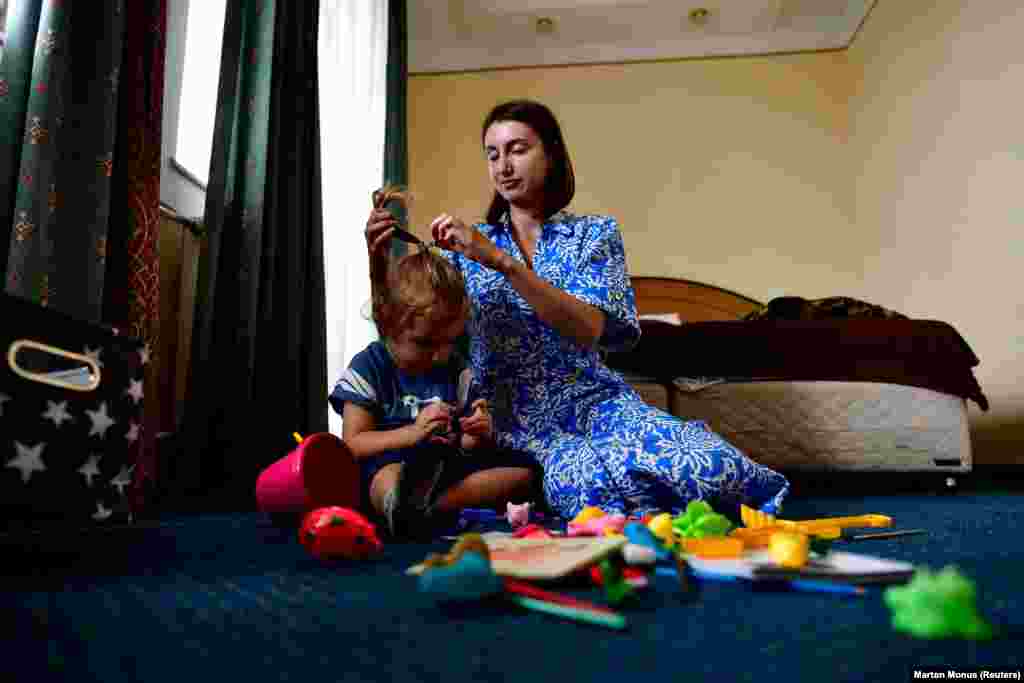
[571,506,607,526]
[647,513,676,547]
[768,531,810,569]
[740,505,893,535]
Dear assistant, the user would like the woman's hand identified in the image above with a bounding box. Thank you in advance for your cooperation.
[430,213,503,271]
[365,207,398,284]
[459,399,493,450]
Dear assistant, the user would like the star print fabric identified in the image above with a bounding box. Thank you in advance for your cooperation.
[444,212,790,520]
[1,293,146,528]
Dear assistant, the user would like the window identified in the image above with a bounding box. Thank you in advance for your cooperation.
[0,0,8,63]
[173,0,227,189]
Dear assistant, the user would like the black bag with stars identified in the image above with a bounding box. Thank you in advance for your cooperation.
[0,293,145,532]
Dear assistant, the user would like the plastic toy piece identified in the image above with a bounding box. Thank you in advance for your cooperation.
[506,502,533,529]
[419,533,491,570]
[512,523,555,539]
[299,506,383,561]
[504,579,620,615]
[569,506,607,526]
[621,543,657,566]
[681,536,745,559]
[597,557,636,605]
[884,566,994,640]
[740,505,892,533]
[731,525,840,549]
[418,549,503,602]
[768,531,810,569]
[623,522,672,562]
[647,512,676,547]
[568,513,626,537]
[672,501,733,539]
[589,564,649,588]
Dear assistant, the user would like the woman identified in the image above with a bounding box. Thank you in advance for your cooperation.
[365,99,789,520]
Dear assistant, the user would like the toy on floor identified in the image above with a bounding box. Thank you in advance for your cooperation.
[299,506,382,561]
[415,533,627,629]
[672,501,733,540]
[767,531,810,569]
[420,533,491,569]
[883,566,994,640]
[623,522,672,562]
[568,513,626,537]
[739,504,892,536]
[646,513,676,547]
[506,502,533,529]
[681,536,745,559]
[256,432,360,513]
[512,523,556,539]
[570,506,607,525]
[621,543,657,566]
[418,543,503,601]
[596,557,637,604]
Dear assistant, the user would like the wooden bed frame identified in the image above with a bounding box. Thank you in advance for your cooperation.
[630,276,763,322]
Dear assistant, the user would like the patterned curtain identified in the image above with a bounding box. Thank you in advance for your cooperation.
[173,0,327,510]
[0,0,166,514]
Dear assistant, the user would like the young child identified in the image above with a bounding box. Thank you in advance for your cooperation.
[329,247,536,539]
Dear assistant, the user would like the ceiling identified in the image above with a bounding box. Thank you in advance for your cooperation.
[408,0,877,74]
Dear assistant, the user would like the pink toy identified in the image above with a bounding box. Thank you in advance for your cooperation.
[506,501,533,529]
[299,506,382,561]
[255,432,359,513]
[567,514,627,537]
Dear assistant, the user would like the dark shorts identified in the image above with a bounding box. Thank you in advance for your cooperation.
[359,443,539,513]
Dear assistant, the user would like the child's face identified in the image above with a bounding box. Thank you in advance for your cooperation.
[388,311,466,375]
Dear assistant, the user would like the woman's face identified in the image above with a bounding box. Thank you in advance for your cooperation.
[484,120,550,213]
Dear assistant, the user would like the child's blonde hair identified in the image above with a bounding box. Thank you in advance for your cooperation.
[370,185,469,339]
[373,246,470,340]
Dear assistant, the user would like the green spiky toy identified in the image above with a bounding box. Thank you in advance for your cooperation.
[884,566,994,640]
[672,500,733,539]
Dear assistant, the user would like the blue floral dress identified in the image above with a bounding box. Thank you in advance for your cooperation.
[444,211,790,519]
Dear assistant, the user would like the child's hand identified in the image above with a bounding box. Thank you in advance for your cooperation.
[414,401,453,443]
[459,399,493,450]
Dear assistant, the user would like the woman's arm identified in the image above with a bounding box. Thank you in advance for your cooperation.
[431,214,605,349]
[342,401,451,460]
[493,251,605,349]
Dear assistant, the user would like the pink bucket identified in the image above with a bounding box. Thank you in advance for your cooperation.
[255,432,360,513]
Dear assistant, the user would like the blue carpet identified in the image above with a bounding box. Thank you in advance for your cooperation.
[2,481,1023,682]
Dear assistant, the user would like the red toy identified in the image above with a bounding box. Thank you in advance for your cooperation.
[299,506,383,561]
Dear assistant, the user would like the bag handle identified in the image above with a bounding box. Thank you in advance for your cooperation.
[7,339,102,392]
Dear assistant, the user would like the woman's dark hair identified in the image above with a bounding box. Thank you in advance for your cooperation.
[482,100,575,226]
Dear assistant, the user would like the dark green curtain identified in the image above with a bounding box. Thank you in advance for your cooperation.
[173,0,326,509]
[383,0,407,194]
[1,0,167,514]
[384,0,408,256]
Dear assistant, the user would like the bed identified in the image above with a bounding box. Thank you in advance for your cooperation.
[607,276,988,477]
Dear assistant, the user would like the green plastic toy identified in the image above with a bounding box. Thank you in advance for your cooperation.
[883,566,994,640]
[672,500,733,539]
[598,558,635,605]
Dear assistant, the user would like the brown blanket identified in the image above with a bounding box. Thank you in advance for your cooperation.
[606,319,989,411]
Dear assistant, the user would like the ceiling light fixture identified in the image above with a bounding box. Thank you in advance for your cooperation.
[535,16,556,34]
[688,8,710,26]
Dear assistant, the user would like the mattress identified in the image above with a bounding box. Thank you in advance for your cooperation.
[637,378,971,473]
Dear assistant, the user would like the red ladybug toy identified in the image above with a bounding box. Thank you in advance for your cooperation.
[299,506,383,561]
